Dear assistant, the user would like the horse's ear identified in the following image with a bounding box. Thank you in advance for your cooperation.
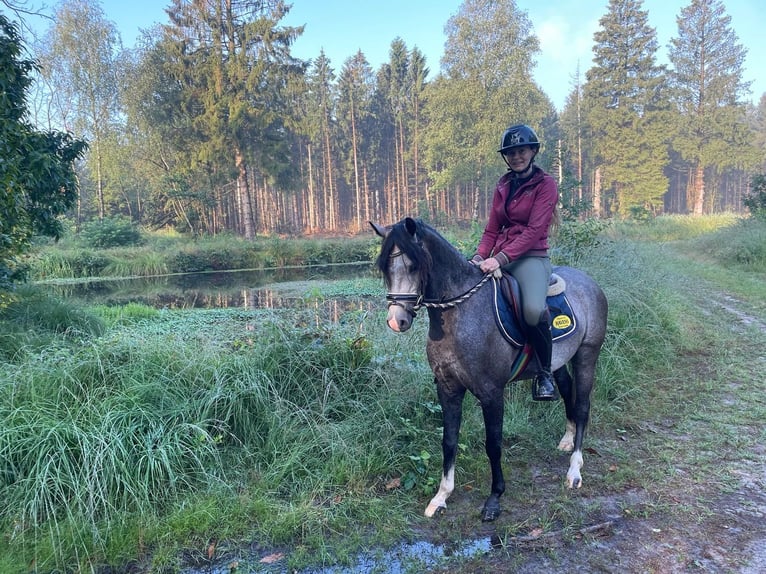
[404,217,418,237]
[369,221,389,238]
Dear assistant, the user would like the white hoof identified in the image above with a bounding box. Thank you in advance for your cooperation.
[425,502,446,517]
[566,450,584,489]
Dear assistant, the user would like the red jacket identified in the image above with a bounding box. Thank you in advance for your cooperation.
[476,166,558,264]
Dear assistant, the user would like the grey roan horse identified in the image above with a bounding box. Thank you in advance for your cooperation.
[372,217,608,522]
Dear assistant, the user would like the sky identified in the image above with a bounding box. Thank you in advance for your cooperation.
[18,0,766,111]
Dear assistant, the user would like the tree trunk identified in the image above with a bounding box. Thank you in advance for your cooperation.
[692,162,705,216]
[235,147,256,239]
[306,142,316,232]
[350,101,361,231]
[593,166,602,218]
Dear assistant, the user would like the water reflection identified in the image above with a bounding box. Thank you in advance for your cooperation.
[181,536,494,574]
[40,262,376,310]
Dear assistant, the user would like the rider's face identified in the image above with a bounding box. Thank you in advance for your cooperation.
[503,146,535,168]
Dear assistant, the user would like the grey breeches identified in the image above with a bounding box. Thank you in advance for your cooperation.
[503,256,552,326]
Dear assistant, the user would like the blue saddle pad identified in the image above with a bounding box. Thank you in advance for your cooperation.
[492,278,577,348]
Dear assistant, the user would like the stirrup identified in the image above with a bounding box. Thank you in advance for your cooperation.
[533,373,557,401]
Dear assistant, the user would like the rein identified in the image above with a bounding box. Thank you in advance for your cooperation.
[386,248,494,314]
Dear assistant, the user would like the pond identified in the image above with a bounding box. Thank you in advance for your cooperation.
[39,262,378,311]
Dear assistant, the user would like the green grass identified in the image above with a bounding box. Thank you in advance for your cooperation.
[2,215,765,572]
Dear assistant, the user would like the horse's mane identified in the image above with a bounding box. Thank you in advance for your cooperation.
[375,218,433,290]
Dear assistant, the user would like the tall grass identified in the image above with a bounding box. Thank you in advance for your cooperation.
[611,212,740,242]
[0,302,432,571]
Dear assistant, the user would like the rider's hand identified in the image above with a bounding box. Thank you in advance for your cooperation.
[479,257,500,274]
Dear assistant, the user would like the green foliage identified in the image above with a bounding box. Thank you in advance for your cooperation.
[92,302,160,325]
[79,216,143,249]
[551,218,611,266]
[0,304,419,570]
[583,0,669,217]
[0,16,87,290]
[743,174,766,221]
[0,287,105,361]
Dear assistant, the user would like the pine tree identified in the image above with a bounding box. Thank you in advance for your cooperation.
[582,0,670,218]
[667,0,750,215]
[160,0,305,237]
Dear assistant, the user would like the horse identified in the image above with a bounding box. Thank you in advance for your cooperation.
[371,217,608,522]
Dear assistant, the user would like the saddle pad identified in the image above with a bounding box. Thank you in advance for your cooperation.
[548,291,577,341]
[492,279,578,347]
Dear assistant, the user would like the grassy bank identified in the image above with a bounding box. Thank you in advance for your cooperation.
[29,230,376,281]
[1,215,765,572]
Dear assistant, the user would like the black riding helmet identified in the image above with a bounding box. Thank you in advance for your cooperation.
[498,124,540,174]
[497,124,540,153]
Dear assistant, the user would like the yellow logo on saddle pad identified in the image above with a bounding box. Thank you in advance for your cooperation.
[552,314,572,329]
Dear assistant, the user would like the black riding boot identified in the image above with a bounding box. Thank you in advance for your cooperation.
[528,319,557,401]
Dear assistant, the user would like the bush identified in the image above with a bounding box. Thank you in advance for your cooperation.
[743,174,766,221]
[552,218,611,265]
[79,216,143,248]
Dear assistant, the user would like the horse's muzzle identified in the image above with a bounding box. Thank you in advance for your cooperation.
[387,301,415,332]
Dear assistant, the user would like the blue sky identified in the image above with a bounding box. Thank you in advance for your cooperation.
[23,1,765,110]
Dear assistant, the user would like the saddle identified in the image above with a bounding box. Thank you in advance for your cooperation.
[491,271,577,348]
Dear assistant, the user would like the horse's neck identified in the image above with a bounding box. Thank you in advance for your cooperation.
[426,250,482,300]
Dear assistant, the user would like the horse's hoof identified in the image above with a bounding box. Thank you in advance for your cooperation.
[425,503,446,518]
[481,501,502,522]
[566,475,582,489]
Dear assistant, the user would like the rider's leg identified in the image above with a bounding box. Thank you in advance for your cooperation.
[506,256,556,401]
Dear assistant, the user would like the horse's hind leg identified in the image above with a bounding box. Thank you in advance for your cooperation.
[563,352,598,489]
[425,382,465,518]
[554,366,576,452]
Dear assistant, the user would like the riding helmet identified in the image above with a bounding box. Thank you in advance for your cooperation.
[498,124,540,153]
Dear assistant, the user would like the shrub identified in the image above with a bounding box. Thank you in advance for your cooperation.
[743,174,766,221]
[79,216,143,248]
[552,218,611,265]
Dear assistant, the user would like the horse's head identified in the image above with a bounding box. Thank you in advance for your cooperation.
[371,217,432,332]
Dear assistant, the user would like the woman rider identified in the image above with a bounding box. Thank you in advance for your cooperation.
[471,124,559,401]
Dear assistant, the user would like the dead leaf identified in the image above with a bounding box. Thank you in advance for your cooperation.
[207,540,216,559]
[529,528,544,538]
[260,552,284,564]
[385,477,401,490]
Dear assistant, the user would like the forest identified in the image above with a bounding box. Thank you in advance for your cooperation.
[5,0,766,240]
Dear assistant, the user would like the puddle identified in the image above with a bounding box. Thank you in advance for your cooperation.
[181,536,494,573]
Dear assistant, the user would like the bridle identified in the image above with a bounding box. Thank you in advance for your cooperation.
[385,248,494,318]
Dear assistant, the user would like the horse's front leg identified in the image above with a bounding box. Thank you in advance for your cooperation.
[425,382,465,517]
[480,392,505,522]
